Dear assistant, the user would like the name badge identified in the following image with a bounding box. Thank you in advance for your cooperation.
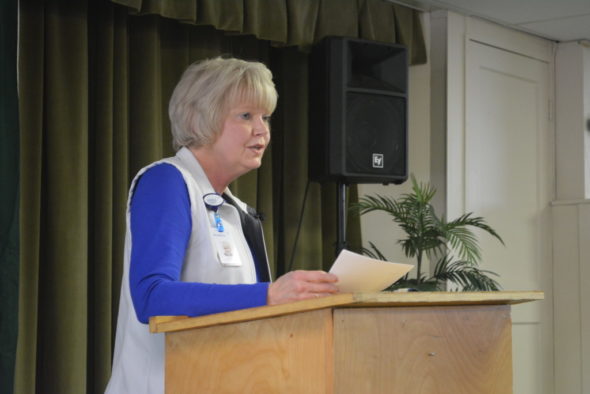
[210,227,242,267]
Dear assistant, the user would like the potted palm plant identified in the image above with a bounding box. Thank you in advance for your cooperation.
[351,176,504,291]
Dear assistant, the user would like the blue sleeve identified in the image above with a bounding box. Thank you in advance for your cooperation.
[129,163,270,324]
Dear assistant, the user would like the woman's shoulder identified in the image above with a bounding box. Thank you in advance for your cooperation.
[142,162,183,180]
[133,163,188,200]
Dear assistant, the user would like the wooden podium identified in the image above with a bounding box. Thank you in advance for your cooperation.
[150,291,542,394]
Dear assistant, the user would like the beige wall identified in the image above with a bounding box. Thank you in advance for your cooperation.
[552,40,590,394]
[358,11,590,394]
[555,41,590,200]
[552,201,590,394]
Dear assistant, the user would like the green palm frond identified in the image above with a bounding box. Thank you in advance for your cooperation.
[352,194,401,217]
[444,225,481,264]
[442,213,504,264]
[353,175,504,291]
[360,242,389,261]
[433,257,500,291]
[445,213,504,244]
[409,175,436,204]
[399,235,444,259]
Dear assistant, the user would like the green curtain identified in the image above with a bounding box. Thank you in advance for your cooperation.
[0,0,20,393]
[110,0,427,63]
[15,0,426,392]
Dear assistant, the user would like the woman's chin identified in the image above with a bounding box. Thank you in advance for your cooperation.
[248,157,263,169]
[234,160,262,177]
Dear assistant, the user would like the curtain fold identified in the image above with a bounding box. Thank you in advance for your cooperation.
[15,1,43,393]
[243,0,289,43]
[314,0,359,41]
[0,1,20,393]
[86,2,130,392]
[358,0,398,43]
[18,1,91,392]
[267,46,325,275]
[15,0,425,392]
[110,0,427,64]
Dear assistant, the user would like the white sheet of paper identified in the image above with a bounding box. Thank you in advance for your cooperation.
[329,249,414,293]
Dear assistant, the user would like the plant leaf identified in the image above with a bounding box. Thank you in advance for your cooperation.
[433,257,501,291]
[352,175,505,291]
[359,242,389,261]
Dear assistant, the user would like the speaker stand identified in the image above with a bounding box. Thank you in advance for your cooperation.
[336,182,348,256]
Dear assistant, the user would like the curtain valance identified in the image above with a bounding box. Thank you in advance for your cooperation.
[110,0,427,64]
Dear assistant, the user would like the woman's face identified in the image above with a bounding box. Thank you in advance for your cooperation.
[209,102,271,180]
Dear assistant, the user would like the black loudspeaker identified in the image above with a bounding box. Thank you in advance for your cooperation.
[308,36,408,184]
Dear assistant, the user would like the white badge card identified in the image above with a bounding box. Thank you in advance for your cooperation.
[209,227,243,267]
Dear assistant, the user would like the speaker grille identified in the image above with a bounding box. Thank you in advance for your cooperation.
[345,93,406,179]
[308,36,408,184]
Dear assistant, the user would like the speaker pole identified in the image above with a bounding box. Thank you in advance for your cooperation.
[336,182,348,256]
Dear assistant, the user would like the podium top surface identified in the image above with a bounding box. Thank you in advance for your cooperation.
[149,290,543,334]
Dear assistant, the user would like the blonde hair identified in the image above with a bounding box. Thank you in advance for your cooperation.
[168,57,278,151]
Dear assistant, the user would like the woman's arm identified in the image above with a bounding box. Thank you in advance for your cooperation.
[128,163,269,324]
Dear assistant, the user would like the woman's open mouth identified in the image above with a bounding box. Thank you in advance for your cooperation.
[248,143,265,154]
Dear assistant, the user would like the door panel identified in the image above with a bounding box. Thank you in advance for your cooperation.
[465,40,552,394]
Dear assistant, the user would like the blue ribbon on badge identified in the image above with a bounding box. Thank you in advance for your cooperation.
[203,193,225,232]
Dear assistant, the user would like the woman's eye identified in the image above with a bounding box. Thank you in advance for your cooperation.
[263,115,272,123]
[240,113,251,120]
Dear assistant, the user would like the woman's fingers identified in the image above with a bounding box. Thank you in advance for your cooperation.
[267,270,339,305]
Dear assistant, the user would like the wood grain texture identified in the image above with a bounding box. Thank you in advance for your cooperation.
[333,305,512,394]
[165,308,333,394]
[150,291,543,333]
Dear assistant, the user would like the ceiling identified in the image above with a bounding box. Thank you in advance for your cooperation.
[390,0,590,42]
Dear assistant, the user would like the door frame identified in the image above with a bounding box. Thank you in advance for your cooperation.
[430,10,556,394]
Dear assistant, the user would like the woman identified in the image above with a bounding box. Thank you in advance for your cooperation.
[105,57,339,393]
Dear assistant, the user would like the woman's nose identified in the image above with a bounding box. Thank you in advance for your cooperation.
[254,117,270,136]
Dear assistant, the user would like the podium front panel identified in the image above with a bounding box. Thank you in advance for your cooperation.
[333,304,512,394]
[165,308,333,393]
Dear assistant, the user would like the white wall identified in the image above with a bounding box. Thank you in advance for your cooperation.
[552,40,590,394]
[360,12,590,394]
[552,201,590,394]
[555,41,590,200]
[586,43,590,198]
[358,13,431,267]
[358,9,590,394]
[437,13,555,394]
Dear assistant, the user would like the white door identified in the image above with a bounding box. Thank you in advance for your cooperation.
[464,40,553,394]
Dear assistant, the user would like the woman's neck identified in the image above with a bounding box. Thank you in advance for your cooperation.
[188,146,231,194]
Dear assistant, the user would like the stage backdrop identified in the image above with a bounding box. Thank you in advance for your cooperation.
[14,0,426,393]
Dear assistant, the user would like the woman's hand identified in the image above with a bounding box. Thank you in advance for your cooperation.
[267,270,339,305]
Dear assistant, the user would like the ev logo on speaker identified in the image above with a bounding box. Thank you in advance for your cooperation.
[372,153,384,168]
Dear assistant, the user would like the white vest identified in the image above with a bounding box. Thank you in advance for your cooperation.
[105,147,261,394]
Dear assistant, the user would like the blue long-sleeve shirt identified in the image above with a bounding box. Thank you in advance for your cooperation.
[129,163,270,324]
